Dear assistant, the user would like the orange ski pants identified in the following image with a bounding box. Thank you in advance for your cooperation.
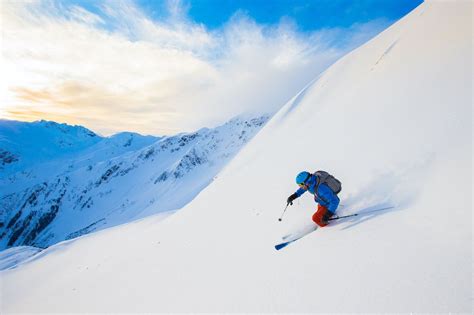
[312,204,331,227]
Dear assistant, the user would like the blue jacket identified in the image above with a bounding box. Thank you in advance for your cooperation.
[295,174,340,213]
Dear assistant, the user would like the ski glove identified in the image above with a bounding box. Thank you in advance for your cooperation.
[287,193,298,205]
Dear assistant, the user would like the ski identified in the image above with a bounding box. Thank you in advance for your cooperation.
[275,206,394,250]
[275,226,317,250]
[275,236,303,250]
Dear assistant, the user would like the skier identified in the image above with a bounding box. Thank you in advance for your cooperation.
[286,171,341,227]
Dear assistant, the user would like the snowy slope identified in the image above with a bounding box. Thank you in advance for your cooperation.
[0,116,268,250]
[0,246,42,271]
[1,1,471,313]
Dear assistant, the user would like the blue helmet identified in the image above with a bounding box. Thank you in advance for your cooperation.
[296,171,311,185]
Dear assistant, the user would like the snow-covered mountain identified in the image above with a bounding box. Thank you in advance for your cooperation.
[0,116,268,250]
[1,1,471,313]
[1,120,100,175]
[0,120,159,188]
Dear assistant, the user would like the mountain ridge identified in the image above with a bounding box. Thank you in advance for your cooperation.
[0,115,268,250]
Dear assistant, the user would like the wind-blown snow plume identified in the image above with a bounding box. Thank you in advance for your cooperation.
[1,0,391,135]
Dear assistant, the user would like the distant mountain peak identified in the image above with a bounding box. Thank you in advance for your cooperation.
[34,119,99,137]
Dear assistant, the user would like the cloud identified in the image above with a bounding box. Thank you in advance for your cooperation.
[1,0,391,136]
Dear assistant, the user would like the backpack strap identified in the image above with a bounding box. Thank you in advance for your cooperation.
[313,171,322,197]
[312,171,331,203]
[313,171,326,188]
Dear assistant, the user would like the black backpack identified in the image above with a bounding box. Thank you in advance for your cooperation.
[313,170,342,194]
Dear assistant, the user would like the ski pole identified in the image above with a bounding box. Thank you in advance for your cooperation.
[328,213,358,221]
[328,206,394,221]
[278,203,290,222]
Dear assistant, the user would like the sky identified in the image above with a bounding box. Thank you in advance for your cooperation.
[0,0,422,136]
